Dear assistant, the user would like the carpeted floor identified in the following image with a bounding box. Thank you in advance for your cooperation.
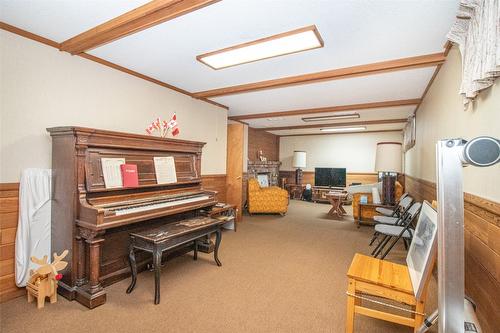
[0,200,437,333]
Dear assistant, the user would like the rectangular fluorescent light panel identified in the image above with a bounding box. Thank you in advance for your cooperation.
[302,113,360,122]
[197,25,323,69]
[320,126,367,132]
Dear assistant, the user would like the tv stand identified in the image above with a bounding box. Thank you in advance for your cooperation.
[312,186,346,203]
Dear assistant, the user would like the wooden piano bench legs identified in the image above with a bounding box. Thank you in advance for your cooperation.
[345,254,428,333]
[126,223,223,305]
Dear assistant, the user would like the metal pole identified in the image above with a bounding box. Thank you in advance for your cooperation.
[436,139,465,332]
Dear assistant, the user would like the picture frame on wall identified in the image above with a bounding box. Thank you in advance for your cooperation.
[403,114,416,152]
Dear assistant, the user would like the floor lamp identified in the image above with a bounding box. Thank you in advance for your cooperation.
[374,142,402,205]
[293,151,306,185]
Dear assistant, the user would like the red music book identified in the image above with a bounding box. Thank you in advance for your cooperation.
[120,164,139,188]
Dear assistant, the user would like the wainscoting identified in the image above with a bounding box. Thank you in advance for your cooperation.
[405,175,500,333]
[0,174,227,303]
[279,171,379,186]
[201,174,227,203]
[0,183,24,302]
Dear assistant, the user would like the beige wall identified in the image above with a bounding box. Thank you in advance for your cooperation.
[404,46,500,202]
[0,31,227,182]
[279,131,403,172]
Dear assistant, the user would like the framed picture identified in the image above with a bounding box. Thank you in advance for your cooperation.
[257,174,269,187]
[406,201,438,299]
[403,115,416,152]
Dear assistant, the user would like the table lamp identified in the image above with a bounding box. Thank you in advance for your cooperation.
[375,142,402,205]
[292,151,306,184]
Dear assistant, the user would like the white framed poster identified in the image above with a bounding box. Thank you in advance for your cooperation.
[406,200,438,299]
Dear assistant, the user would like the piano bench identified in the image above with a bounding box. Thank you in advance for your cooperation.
[126,217,224,304]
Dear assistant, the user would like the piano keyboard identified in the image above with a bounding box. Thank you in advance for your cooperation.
[113,195,211,216]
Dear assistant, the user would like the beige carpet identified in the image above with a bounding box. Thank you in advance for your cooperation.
[0,200,437,333]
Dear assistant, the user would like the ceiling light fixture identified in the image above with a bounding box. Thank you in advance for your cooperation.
[320,126,367,132]
[302,113,360,122]
[197,25,324,70]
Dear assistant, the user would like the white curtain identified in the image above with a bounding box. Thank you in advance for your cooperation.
[15,169,52,287]
[447,0,500,109]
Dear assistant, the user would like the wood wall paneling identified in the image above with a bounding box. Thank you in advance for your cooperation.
[0,183,25,302]
[247,127,279,162]
[201,174,227,202]
[279,171,379,187]
[405,175,500,333]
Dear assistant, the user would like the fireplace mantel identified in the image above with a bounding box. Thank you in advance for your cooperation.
[247,161,281,187]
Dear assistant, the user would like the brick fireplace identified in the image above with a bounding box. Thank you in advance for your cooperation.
[247,161,281,187]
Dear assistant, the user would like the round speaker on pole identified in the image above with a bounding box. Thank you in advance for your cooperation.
[462,136,500,167]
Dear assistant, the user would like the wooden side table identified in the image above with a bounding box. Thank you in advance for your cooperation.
[206,204,238,231]
[357,203,394,228]
[326,192,348,218]
[285,184,306,200]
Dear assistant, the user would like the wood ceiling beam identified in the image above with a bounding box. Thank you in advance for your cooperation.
[60,0,220,54]
[0,22,228,110]
[277,129,402,137]
[228,98,420,121]
[193,53,446,98]
[254,118,407,131]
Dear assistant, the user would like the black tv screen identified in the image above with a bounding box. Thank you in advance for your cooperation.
[315,168,347,187]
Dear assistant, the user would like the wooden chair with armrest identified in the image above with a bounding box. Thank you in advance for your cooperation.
[346,253,433,333]
[346,201,437,333]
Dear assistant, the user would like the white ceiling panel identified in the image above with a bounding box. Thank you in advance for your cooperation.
[0,0,149,42]
[87,0,457,91]
[268,123,405,136]
[215,67,435,116]
[245,105,414,128]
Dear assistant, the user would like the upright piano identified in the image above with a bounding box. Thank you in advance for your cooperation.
[47,127,218,308]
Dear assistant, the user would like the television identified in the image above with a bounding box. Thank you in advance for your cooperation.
[314,168,347,187]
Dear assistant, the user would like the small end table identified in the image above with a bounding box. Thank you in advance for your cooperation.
[357,203,395,228]
[285,184,306,200]
[326,192,348,218]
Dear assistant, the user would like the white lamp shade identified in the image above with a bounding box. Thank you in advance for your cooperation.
[375,142,402,173]
[292,151,306,168]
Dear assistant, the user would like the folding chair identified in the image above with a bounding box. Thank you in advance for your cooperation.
[373,195,413,225]
[371,202,422,259]
[368,196,413,246]
[375,192,409,217]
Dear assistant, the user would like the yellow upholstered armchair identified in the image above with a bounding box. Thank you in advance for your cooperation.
[247,178,289,215]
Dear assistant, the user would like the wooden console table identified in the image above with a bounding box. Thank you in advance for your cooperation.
[312,186,347,203]
[357,203,394,228]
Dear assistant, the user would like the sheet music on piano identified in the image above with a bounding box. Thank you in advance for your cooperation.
[154,156,177,184]
[101,158,125,189]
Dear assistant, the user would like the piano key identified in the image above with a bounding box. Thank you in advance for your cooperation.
[114,195,211,216]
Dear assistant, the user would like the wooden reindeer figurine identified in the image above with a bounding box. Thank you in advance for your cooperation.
[26,250,68,309]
